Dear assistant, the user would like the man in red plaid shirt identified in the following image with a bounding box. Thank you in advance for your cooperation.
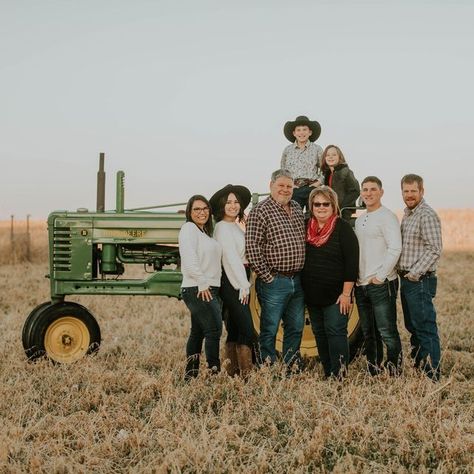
[245,169,306,368]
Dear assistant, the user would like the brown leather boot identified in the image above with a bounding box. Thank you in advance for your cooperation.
[236,344,253,379]
[225,342,239,377]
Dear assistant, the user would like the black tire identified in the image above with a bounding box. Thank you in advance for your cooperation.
[25,302,101,363]
[22,302,52,353]
[249,284,363,362]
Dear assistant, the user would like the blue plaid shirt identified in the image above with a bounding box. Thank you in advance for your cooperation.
[398,199,442,278]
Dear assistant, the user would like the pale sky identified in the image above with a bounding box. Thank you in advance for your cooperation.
[1,0,473,220]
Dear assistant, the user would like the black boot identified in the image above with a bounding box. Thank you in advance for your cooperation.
[184,354,200,381]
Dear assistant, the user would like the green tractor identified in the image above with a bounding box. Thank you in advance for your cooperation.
[23,154,362,363]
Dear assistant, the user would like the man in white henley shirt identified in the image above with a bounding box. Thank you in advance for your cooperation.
[354,176,403,375]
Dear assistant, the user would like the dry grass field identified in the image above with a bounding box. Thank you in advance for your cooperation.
[0,211,473,472]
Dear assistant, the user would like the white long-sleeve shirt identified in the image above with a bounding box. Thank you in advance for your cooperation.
[178,222,222,291]
[213,221,251,294]
[355,206,402,285]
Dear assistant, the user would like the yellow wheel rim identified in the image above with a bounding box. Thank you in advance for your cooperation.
[250,282,360,358]
[44,316,90,363]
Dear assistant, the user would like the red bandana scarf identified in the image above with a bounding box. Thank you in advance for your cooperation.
[306,214,338,247]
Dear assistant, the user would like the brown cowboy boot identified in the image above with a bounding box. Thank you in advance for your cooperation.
[236,344,253,379]
[225,342,239,377]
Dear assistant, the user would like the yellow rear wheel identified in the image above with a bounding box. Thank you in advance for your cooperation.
[249,282,362,359]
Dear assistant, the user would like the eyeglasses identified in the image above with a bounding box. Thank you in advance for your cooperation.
[312,202,331,208]
[192,206,210,213]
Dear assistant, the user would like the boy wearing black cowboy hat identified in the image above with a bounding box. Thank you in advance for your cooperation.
[281,115,324,210]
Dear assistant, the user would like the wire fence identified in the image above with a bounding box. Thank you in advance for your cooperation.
[0,216,48,264]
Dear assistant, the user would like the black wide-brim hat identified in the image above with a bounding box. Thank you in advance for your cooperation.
[284,115,321,142]
[209,184,252,217]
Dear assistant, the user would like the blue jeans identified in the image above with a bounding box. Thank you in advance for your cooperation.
[307,303,349,378]
[256,274,305,366]
[293,186,353,221]
[355,279,402,375]
[400,275,441,380]
[292,186,312,212]
[181,286,223,378]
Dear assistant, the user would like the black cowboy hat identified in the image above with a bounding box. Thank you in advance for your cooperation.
[283,115,321,142]
[209,184,252,217]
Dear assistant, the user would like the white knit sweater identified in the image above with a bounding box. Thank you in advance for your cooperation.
[178,222,222,291]
[213,221,251,294]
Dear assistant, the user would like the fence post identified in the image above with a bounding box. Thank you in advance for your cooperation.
[26,214,31,262]
[10,215,14,258]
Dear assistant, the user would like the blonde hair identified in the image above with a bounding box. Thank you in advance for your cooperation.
[308,186,340,217]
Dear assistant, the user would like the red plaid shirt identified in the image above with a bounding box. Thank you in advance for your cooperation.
[245,197,305,283]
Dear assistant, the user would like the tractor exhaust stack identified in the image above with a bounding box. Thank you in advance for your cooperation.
[96,152,106,212]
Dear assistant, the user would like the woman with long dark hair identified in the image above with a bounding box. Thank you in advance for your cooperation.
[179,194,223,380]
[210,185,255,378]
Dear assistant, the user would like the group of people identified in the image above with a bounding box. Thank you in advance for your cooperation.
[178,115,443,382]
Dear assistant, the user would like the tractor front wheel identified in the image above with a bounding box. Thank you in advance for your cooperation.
[22,301,53,356]
[23,302,101,363]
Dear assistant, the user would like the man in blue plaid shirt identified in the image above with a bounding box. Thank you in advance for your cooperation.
[398,174,442,381]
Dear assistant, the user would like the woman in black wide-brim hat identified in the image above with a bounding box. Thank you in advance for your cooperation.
[210,184,256,378]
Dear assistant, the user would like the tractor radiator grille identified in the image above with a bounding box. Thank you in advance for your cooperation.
[53,227,72,271]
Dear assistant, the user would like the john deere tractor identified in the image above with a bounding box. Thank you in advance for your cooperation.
[23,154,362,363]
